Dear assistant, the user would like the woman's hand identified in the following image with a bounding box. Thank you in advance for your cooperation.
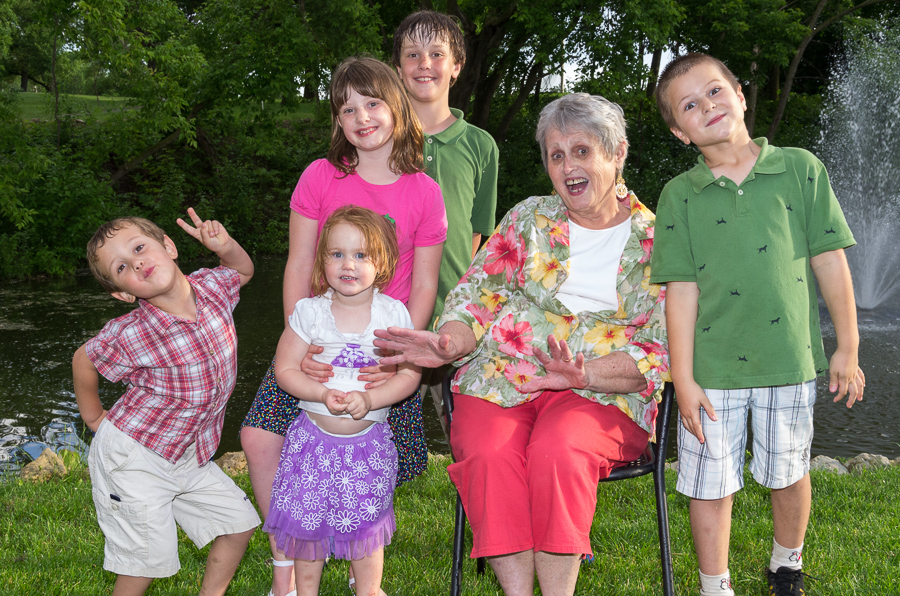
[517,335,589,393]
[300,344,332,383]
[373,326,463,368]
[358,349,398,390]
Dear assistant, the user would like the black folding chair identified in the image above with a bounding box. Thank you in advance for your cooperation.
[443,377,676,596]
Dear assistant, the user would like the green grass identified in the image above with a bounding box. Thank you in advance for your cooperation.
[16,92,131,121]
[15,92,317,122]
[1,455,898,595]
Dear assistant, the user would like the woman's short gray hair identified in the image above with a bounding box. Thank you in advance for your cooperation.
[536,93,628,169]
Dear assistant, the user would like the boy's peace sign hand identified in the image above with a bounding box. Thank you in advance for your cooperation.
[176,207,234,255]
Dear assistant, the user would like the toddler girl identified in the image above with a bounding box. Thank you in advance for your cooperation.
[264,206,422,596]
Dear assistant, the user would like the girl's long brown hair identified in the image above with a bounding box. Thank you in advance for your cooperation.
[310,205,400,297]
[327,56,424,176]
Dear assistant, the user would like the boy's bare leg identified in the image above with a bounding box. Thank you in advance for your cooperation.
[534,551,580,596]
[349,550,386,596]
[241,425,295,594]
[690,495,734,575]
[294,558,326,596]
[771,473,811,549]
[198,528,256,596]
[112,575,153,596]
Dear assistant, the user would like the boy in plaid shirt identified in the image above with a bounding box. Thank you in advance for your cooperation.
[73,208,260,596]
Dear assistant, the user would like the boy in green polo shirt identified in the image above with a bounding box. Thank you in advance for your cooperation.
[650,52,865,596]
[392,10,499,434]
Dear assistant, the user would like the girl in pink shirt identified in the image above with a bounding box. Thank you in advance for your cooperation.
[241,56,446,596]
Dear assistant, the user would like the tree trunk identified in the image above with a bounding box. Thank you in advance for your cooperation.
[52,20,60,150]
[495,59,544,143]
[108,102,206,185]
[646,47,662,98]
[766,64,780,101]
[746,47,760,137]
[19,71,28,92]
[746,78,759,138]
[766,0,891,141]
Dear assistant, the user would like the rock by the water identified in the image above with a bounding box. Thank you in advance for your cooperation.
[20,448,67,482]
[215,451,248,476]
[846,452,890,474]
[809,455,848,475]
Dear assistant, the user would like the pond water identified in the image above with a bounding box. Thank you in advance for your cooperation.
[1,257,898,474]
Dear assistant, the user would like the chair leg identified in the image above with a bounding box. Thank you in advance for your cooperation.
[654,461,675,596]
[451,493,466,596]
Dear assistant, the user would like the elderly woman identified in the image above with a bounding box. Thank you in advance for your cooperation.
[376,93,669,596]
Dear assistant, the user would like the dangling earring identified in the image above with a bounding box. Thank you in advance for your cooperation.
[615,174,628,200]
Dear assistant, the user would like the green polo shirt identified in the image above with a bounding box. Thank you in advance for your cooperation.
[424,108,499,322]
[650,139,855,389]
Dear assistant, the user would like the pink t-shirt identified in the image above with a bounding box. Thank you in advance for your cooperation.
[291,159,447,305]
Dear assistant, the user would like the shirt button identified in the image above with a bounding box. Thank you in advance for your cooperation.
[209,349,216,355]
[719,181,726,187]
[427,138,433,144]
[426,156,433,162]
[738,190,744,195]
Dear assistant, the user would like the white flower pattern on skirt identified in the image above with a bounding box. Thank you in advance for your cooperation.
[264,413,398,559]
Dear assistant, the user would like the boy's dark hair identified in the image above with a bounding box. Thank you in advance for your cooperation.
[391,10,466,83]
[655,52,741,130]
[328,56,424,177]
[87,217,167,293]
[310,205,400,297]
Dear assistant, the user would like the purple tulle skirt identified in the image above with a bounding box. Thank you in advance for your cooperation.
[263,412,398,560]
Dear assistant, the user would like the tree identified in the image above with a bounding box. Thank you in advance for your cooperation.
[76,0,383,185]
[765,0,895,141]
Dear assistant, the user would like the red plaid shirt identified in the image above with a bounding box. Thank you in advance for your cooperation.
[86,267,242,464]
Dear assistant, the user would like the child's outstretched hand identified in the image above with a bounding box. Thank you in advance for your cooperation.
[176,207,234,255]
[323,388,350,416]
[343,391,372,420]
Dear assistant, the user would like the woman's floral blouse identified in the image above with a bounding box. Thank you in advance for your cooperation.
[437,192,670,435]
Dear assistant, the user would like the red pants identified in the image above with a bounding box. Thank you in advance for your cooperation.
[447,390,648,558]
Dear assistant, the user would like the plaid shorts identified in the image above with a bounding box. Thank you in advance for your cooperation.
[676,380,816,500]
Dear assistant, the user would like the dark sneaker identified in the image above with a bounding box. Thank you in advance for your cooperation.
[766,566,809,595]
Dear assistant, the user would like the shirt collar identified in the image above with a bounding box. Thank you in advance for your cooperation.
[426,108,467,145]
[137,274,210,332]
[536,191,654,242]
[687,137,785,193]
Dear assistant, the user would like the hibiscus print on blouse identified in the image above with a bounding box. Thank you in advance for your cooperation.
[545,312,577,342]
[585,321,629,354]
[492,315,534,357]
[503,358,538,387]
[479,288,507,313]
[535,214,569,248]
[531,251,563,289]
[484,225,525,283]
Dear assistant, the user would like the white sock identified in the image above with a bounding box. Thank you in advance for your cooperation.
[699,569,734,595]
[770,539,803,572]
